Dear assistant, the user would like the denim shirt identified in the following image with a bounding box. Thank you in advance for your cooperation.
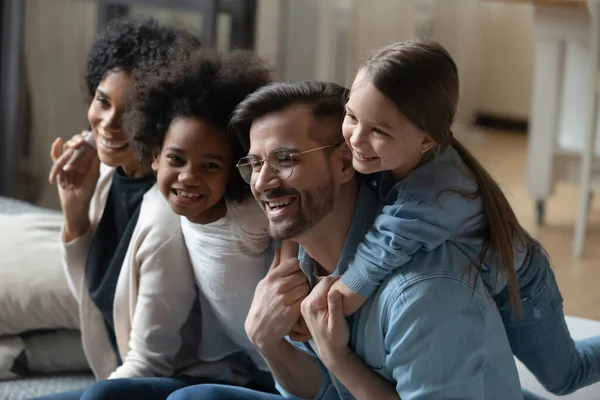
[341,146,530,299]
[276,182,523,400]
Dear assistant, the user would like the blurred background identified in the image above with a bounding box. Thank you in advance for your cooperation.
[0,0,598,316]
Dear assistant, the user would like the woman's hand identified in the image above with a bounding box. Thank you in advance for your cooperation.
[301,276,350,369]
[48,131,97,184]
[49,133,100,242]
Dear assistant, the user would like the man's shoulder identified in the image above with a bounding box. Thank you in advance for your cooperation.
[353,247,493,369]
[368,242,490,318]
[384,242,480,288]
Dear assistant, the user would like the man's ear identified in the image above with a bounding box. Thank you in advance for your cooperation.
[151,149,161,172]
[337,143,355,183]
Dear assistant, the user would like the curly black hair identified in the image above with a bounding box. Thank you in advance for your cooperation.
[85,16,198,99]
[126,43,272,203]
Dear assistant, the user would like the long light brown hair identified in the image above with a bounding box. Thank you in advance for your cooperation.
[363,40,542,312]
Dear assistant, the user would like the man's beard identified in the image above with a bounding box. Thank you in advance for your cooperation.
[269,178,335,240]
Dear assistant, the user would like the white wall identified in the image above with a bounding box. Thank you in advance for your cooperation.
[21,0,537,207]
[263,0,537,122]
[351,0,484,128]
[349,0,416,81]
[259,0,489,127]
[264,0,415,85]
[479,1,535,120]
[23,0,97,209]
[255,0,281,76]
[430,0,484,127]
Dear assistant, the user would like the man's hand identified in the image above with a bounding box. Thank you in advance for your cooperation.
[301,276,351,369]
[289,316,311,342]
[245,247,310,352]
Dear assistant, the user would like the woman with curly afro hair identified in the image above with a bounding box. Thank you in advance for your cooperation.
[35,17,214,400]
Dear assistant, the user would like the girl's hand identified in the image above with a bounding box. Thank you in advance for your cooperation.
[301,276,350,368]
[331,279,368,316]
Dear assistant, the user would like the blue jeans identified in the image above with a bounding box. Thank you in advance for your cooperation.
[522,389,548,400]
[167,384,548,400]
[27,376,208,400]
[495,246,600,395]
[167,384,282,400]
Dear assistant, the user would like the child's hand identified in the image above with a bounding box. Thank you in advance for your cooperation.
[330,279,368,316]
[301,277,350,368]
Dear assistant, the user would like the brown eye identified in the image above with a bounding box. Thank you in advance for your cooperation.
[166,154,184,165]
[202,163,221,170]
[96,97,109,107]
[373,128,389,137]
[249,159,263,171]
[275,153,294,168]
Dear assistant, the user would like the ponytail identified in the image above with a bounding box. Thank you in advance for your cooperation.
[451,136,538,315]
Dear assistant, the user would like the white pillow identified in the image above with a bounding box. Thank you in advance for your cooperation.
[0,213,79,335]
[23,330,89,373]
[0,336,24,380]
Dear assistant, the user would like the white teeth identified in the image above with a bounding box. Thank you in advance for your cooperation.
[100,138,128,149]
[268,200,291,208]
[177,190,200,199]
[356,152,375,160]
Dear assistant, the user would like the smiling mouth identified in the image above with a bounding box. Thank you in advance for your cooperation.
[354,151,378,161]
[99,137,129,150]
[266,198,296,211]
[172,189,204,200]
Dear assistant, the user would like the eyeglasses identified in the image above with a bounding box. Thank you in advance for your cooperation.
[236,144,338,185]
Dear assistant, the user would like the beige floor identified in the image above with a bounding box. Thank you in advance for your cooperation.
[463,129,600,321]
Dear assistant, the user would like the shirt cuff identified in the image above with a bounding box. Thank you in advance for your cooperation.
[341,265,377,298]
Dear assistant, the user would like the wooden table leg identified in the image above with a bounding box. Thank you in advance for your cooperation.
[527,22,564,226]
[573,1,600,258]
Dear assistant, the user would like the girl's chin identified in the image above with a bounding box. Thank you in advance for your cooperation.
[352,159,381,174]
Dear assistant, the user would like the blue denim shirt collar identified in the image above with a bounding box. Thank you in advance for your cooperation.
[298,180,380,284]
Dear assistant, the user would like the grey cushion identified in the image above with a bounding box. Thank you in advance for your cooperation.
[0,196,59,215]
[0,374,94,399]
